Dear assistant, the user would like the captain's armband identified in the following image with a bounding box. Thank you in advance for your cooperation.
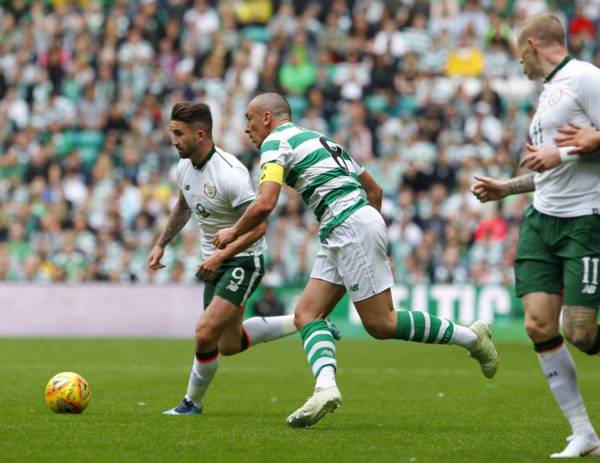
[259,162,284,185]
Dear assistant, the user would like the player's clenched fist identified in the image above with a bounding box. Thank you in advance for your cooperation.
[470,175,509,203]
[213,227,238,249]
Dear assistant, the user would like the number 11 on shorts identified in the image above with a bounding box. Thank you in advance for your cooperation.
[581,257,599,294]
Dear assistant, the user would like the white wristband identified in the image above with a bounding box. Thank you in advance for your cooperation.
[559,147,577,163]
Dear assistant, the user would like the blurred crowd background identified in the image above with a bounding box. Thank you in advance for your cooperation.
[0,0,595,286]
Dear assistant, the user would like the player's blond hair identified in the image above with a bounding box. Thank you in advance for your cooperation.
[517,14,565,47]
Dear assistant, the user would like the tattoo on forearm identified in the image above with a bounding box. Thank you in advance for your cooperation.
[156,197,191,247]
[507,173,536,194]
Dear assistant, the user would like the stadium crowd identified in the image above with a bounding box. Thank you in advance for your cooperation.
[0,0,596,287]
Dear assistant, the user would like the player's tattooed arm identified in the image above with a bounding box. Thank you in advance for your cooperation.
[507,173,536,194]
[471,173,535,203]
[156,191,191,248]
[149,191,191,270]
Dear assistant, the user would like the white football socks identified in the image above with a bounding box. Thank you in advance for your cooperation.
[538,344,597,437]
[185,356,218,408]
[449,324,478,348]
[243,314,296,345]
[315,365,337,390]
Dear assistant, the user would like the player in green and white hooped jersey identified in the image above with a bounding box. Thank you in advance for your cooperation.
[213,93,498,428]
[148,102,300,415]
[471,14,600,458]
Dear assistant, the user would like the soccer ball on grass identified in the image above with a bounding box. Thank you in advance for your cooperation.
[44,372,91,414]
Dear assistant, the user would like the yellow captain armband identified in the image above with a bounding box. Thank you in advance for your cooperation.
[260,162,284,185]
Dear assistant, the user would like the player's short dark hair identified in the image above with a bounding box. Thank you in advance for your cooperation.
[171,102,213,134]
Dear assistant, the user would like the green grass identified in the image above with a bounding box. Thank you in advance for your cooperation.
[1,338,599,463]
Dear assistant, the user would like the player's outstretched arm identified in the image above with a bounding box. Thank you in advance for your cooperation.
[148,190,191,270]
[213,181,281,249]
[471,173,535,203]
[506,173,536,194]
[358,170,383,212]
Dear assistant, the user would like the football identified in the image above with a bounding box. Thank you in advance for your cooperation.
[44,372,91,414]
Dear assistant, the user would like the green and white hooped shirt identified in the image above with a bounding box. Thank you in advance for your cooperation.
[260,123,368,241]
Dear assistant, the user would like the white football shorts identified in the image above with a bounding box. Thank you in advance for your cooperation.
[310,205,394,302]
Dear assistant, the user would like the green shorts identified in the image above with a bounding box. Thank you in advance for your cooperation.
[515,206,600,308]
[203,255,265,308]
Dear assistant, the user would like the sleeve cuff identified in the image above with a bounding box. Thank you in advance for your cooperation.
[559,147,577,163]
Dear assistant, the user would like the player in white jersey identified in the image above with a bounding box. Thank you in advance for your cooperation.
[148,102,325,415]
[471,15,600,458]
[213,92,498,428]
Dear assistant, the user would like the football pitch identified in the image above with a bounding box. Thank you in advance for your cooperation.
[1,338,599,463]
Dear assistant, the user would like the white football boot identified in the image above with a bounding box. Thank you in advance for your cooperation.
[468,320,499,379]
[287,386,341,428]
[551,434,600,458]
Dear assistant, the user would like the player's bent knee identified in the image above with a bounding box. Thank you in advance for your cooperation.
[293,311,314,330]
[524,323,541,341]
[195,324,219,347]
[524,317,557,343]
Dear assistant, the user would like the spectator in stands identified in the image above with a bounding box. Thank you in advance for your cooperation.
[252,285,286,317]
[0,0,561,289]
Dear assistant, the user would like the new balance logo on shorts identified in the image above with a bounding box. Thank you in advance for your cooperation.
[350,284,359,291]
[227,282,240,292]
[582,285,597,294]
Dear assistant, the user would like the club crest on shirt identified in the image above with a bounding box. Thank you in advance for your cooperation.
[204,182,216,198]
[548,89,563,107]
